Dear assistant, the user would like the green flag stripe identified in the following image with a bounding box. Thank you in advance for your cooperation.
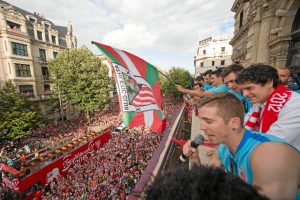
[145,62,159,87]
[123,112,136,126]
[156,110,163,120]
[92,42,121,65]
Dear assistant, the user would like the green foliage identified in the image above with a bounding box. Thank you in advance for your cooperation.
[160,67,193,98]
[48,46,111,120]
[0,81,47,140]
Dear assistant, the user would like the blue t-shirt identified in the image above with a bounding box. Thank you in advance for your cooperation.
[208,84,229,93]
[202,84,214,91]
[228,89,253,113]
[218,129,293,184]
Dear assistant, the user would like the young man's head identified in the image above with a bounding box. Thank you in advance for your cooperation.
[145,165,269,200]
[236,64,279,104]
[277,67,291,85]
[195,92,244,144]
[221,64,244,92]
[194,75,204,87]
[203,70,213,84]
[210,68,223,86]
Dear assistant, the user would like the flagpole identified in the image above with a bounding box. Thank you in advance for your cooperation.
[157,70,177,86]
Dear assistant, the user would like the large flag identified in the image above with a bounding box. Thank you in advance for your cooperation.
[92,42,166,133]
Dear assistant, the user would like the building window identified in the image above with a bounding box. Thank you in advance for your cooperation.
[51,35,56,44]
[239,10,244,28]
[29,18,36,23]
[6,21,21,29]
[45,31,50,43]
[287,7,300,66]
[12,42,28,56]
[200,62,204,67]
[19,85,34,97]
[45,102,55,115]
[42,67,49,80]
[221,47,225,52]
[37,31,43,40]
[39,49,47,61]
[44,84,51,95]
[212,61,215,66]
[53,51,58,58]
[44,23,50,30]
[15,64,31,77]
[221,60,225,65]
[203,50,206,55]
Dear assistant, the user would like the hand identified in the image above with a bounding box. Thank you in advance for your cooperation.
[182,140,196,157]
[175,85,185,92]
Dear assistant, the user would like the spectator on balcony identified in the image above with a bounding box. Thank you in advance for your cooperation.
[176,69,229,97]
[236,63,300,151]
[221,63,252,113]
[202,69,214,90]
[183,92,299,200]
[277,67,291,86]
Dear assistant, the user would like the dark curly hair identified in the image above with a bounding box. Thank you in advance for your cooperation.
[236,63,279,88]
[145,165,269,200]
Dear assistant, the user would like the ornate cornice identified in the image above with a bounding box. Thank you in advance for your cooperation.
[229,21,250,46]
[268,35,291,48]
[0,4,24,20]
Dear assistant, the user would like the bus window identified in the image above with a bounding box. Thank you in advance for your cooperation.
[21,181,42,199]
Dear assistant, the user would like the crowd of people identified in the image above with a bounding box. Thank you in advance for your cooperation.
[0,96,182,199]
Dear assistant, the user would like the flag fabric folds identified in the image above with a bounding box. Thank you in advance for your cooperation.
[92,42,166,133]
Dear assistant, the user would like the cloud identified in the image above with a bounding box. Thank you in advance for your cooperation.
[103,24,158,51]
[7,0,234,72]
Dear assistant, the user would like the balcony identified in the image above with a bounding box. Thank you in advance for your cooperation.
[20,91,35,98]
[39,57,47,62]
[43,75,50,81]
[7,27,27,36]
[43,90,52,96]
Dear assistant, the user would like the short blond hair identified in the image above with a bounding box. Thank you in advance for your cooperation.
[196,92,244,124]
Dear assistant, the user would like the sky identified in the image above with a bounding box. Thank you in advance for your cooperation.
[7,0,234,74]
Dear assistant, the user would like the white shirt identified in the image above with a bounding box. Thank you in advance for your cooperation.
[245,92,300,151]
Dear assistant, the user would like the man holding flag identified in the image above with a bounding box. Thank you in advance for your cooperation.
[92,42,166,133]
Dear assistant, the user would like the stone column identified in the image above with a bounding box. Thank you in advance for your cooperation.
[256,2,274,64]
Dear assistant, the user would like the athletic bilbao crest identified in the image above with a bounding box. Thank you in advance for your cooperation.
[92,41,166,133]
[112,63,160,112]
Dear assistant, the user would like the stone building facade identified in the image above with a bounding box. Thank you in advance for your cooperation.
[230,0,300,68]
[0,0,77,120]
[194,36,232,77]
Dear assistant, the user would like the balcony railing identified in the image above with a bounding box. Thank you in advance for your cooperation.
[7,27,26,35]
[43,90,52,96]
[20,91,35,97]
[39,57,47,62]
[43,75,50,81]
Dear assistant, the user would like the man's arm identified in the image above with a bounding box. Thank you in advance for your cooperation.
[176,85,212,97]
[251,142,300,200]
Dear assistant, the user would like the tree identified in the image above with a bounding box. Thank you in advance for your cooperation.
[160,67,193,98]
[0,81,47,140]
[48,46,111,120]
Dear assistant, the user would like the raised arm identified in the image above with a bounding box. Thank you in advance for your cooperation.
[176,85,212,97]
[251,142,300,200]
